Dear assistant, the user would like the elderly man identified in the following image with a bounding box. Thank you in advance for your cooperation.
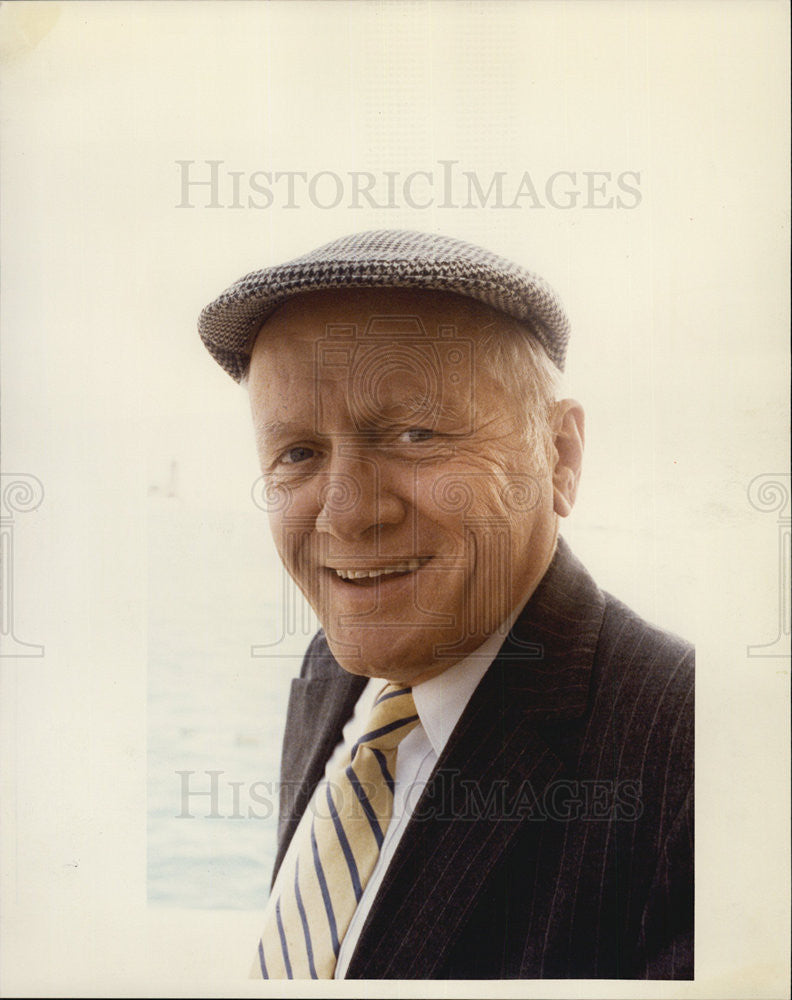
[199,230,694,980]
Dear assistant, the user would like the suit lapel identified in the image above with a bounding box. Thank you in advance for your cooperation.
[272,668,367,883]
[346,537,606,978]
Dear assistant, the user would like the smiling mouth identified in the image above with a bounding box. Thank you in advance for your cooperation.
[331,558,429,583]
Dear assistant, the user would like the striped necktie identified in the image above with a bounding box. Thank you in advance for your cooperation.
[254,683,420,979]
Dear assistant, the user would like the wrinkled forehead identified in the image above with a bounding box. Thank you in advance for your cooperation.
[248,287,499,432]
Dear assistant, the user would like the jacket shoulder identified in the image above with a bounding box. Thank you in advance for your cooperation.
[598,590,694,691]
[589,591,694,793]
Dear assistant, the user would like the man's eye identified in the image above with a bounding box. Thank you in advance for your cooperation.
[281,446,316,465]
[399,427,435,444]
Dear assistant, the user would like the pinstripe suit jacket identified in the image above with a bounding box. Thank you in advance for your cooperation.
[272,537,694,979]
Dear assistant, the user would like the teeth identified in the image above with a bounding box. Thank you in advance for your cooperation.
[334,559,424,580]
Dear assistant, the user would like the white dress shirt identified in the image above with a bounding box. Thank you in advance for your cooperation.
[260,620,520,979]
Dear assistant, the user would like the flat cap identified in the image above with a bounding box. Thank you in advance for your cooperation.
[198,229,570,380]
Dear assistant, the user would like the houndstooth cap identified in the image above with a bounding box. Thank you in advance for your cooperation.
[198,229,571,380]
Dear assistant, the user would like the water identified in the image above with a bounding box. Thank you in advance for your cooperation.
[147,499,315,909]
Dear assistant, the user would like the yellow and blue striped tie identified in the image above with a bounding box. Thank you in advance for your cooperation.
[253,683,420,979]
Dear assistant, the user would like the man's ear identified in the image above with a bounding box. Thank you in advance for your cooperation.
[551,400,585,518]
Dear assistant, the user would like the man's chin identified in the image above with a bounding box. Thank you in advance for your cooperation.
[323,629,468,686]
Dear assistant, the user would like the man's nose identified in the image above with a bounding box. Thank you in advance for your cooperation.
[314,453,405,541]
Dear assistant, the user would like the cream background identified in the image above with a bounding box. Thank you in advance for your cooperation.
[0,0,789,996]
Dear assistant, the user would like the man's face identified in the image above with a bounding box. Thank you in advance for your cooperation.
[248,288,564,685]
